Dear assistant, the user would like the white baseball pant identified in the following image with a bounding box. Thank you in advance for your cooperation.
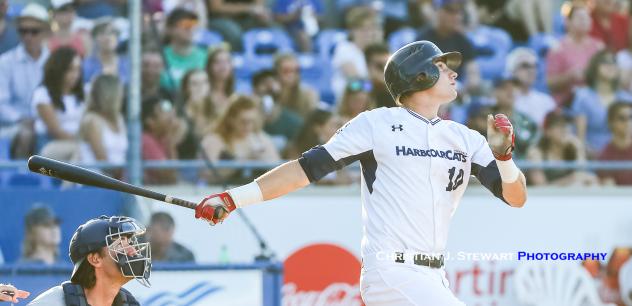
[360,254,466,306]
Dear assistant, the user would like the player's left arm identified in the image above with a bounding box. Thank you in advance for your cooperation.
[486,114,527,207]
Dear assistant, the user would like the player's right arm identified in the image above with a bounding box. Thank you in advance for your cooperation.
[195,112,374,225]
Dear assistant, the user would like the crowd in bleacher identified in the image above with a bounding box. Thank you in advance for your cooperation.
[0,0,631,186]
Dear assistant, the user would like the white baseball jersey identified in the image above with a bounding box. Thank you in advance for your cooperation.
[299,107,505,258]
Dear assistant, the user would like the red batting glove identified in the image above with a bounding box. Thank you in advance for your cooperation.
[195,192,237,225]
[486,114,515,161]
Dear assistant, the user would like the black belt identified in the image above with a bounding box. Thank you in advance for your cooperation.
[394,252,444,268]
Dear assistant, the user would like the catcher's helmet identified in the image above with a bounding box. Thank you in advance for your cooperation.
[69,216,151,287]
[384,40,462,102]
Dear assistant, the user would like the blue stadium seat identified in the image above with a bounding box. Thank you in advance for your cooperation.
[553,12,566,38]
[193,29,223,48]
[528,33,558,59]
[0,137,10,160]
[315,29,348,61]
[467,26,513,80]
[1,171,53,189]
[6,3,25,19]
[243,28,294,59]
[388,28,417,53]
[297,54,335,104]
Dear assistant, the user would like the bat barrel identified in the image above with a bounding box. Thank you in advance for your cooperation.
[27,155,197,210]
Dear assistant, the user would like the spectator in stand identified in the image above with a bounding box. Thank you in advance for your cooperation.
[466,103,494,137]
[83,19,129,85]
[417,0,479,86]
[33,47,85,161]
[78,75,127,178]
[364,43,395,108]
[142,48,173,102]
[177,68,215,159]
[207,0,273,51]
[201,95,280,183]
[506,47,556,127]
[205,45,235,115]
[331,6,383,100]
[287,108,352,184]
[0,3,50,159]
[0,0,19,54]
[547,4,604,106]
[616,37,632,96]
[571,50,630,156]
[590,0,629,52]
[526,111,599,186]
[161,8,207,92]
[163,0,209,29]
[141,96,187,184]
[252,69,303,151]
[48,0,89,57]
[147,212,195,262]
[273,0,323,52]
[20,205,61,265]
[286,108,343,158]
[490,77,538,159]
[598,102,632,185]
[182,69,218,138]
[274,53,318,117]
[337,79,375,122]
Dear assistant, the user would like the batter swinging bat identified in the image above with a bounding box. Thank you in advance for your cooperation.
[27,155,197,210]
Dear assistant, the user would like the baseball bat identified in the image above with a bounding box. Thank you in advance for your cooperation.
[27,155,197,210]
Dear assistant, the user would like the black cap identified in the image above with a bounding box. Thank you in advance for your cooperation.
[25,205,60,228]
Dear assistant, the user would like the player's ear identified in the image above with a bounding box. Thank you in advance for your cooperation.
[86,250,104,268]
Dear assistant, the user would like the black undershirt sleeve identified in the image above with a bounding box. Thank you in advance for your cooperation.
[471,160,509,205]
[298,146,362,183]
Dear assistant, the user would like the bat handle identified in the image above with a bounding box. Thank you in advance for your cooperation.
[165,196,198,210]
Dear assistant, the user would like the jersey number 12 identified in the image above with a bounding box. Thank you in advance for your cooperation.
[446,167,464,191]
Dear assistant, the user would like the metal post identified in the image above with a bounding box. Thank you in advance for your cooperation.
[127,0,142,185]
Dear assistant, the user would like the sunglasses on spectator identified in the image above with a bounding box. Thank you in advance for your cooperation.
[176,19,198,30]
[18,27,42,36]
[347,79,372,92]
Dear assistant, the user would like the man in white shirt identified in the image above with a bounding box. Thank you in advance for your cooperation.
[194,41,527,305]
[0,3,50,158]
[506,47,557,127]
[331,6,383,101]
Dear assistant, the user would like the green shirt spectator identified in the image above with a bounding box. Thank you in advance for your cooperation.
[161,8,207,91]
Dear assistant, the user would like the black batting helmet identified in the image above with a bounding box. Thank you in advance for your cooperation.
[384,40,462,103]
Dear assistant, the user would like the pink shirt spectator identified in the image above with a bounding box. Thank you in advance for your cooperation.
[598,143,632,185]
[48,33,87,58]
[546,37,603,105]
[142,132,169,185]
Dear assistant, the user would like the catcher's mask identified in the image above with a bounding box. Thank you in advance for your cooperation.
[69,216,152,287]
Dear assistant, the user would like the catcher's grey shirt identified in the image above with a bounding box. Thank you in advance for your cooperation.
[27,286,64,306]
[299,107,506,260]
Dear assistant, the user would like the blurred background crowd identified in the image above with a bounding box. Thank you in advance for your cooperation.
[0,0,632,188]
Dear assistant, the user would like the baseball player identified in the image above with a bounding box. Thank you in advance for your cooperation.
[28,216,151,306]
[194,40,527,305]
